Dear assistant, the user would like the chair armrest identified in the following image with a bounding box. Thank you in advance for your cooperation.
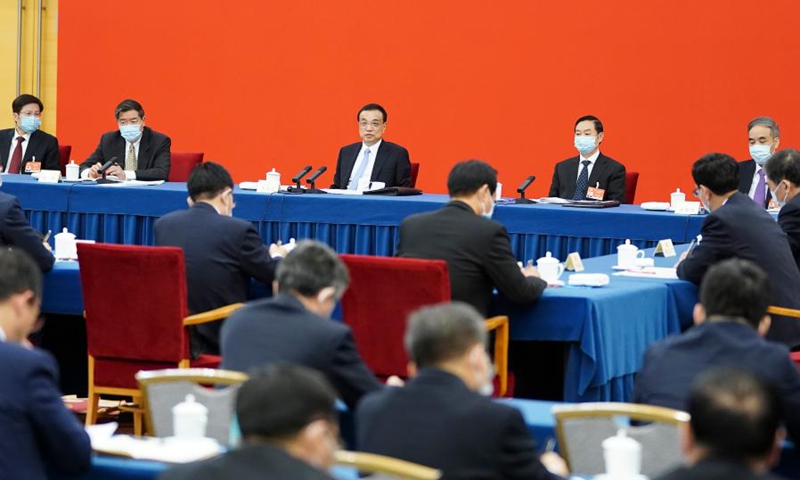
[767,306,800,318]
[183,303,244,326]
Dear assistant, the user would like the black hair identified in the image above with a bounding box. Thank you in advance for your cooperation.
[405,302,487,368]
[276,241,349,298]
[357,103,387,123]
[0,248,42,302]
[691,153,740,195]
[575,115,603,134]
[114,99,145,120]
[699,259,771,328]
[187,162,234,201]
[447,160,498,196]
[12,94,43,114]
[765,148,800,186]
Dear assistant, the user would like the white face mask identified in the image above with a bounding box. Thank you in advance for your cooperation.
[481,190,495,219]
[750,144,773,165]
[770,183,789,207]
[574,135,597,155]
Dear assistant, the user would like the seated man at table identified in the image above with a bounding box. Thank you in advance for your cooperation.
[765,148,800,271]
[357,302,567,479]
[0,191,53,272]
[655,368,787,480]
[330,103,411,190]
[676,152,800,349]
[548,115,626,202]
[739,116,781,208]
[80,99,171,181]
[221,240,382,409]
[398,159,546,316]
[0,94,60,174]
[160,363,339,480]
[635,258,800,442]
[155,162,284,357]
[0,249,91,480]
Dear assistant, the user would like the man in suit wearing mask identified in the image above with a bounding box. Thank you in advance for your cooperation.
[739,116,780,208]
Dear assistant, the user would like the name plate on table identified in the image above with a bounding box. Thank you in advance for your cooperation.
[674,201,700,215]
[37,170,62,184]
[654,239,676,257]
[565,252,585,272]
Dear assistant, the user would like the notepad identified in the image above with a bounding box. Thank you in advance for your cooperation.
[613,267,678,279]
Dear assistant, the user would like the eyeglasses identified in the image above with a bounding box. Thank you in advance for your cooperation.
[358,121,383,129]
[118,118,142,126]
[18,111,41,117]
[693,187,701,198]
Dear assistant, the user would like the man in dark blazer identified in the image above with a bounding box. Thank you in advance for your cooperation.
[0,249,91,480]
[331,103,411,189]
[677,152,800,349]
[548,115,626,202]
[655,369,787,480]
[155,162,284,357]
[765,148,800,271]
[80,99,170,181]
[160,363,338,480]
[739,116,780,208]
[635,259,800,443]
[0,191,54,272]
[221,241,382,409]
[357,302,567,479]
[0,94,59,174]
[398,160,546,316]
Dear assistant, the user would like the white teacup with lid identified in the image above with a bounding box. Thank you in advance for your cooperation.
[602,429,642,478]
[536,252,564,283]
[55,228,77,260]
[172,394,208,439]
[66,160,80,181]
[670,188,685,209]
[617,239,645,268]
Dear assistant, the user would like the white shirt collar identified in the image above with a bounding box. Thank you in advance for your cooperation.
[362,139,382,153]
[13,129,31,141]
[580,149,601,164]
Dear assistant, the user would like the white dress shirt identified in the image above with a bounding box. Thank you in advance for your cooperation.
[748,164,766,202]
[347,140,382,188]
[6,129,31,173]
[576,149,601,182]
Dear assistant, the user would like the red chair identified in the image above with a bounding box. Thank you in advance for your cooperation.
[625,171,640,204]
[768,306,800,370]
[58,145,72,176]
[168,152,204,182]
[409,162,420,188]
[339,255,511,396]
[77,243,242,434]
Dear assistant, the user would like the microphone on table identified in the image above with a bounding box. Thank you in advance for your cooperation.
[305,166,328,194]
[287,165,313,193]
[515,175,536,204]
[95,157,120,184]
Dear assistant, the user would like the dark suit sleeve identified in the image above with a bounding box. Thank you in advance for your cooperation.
[80,134,106,173]
[329,329,383,409]
[41,134,60,171]
[394,146,411,187]
[548,165,560,198]
[486,226,546,304]
[27,352,91,474]
[779,204,800,264]
[606,163,626,202]
[136,135,171,181]
[632,347,657,405]
[676,215,732,285]
[238,224,278,285]
[1,198,54,272]
[331,147,346,189]
[774,355,800,443]
[500,409,562,480]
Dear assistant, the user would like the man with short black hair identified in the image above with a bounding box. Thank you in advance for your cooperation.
[357,302,567,479]
[160,363,338,480]
[398,159,546,316]
[155,162,284,356]
[221,240,382,409]
[677,152,800,348]
[0,249,91,480]
[80,99,171,180]
[331,103,411,189]
[740,116,781,207]
[548,115,626,202]
[0,94,60,173]
[765,148,800,271]
[655,368,787,480]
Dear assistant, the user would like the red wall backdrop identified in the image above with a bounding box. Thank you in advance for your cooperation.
[57,1,800,200]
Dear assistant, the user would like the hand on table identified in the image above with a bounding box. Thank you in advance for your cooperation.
[87,163,103,179]
[42,241,52,252]
[106,165,127,180]
[674,250,689,268]
[522,264,541,278]
[540,451,569,477]
[269,243,288,258]
[386,375,405,387]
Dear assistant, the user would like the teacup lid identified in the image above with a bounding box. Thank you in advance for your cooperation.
[673,188,681,194]
[55,227,75,239]
[173,394,208,415]
[617,239,636,251]
[537,251,559,264]
[602,428,641,451]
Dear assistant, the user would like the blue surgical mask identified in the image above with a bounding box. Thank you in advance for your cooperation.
[119,124,142,143]
[19,115,41,134]
[574,135,597,155]
[750,144,773,165]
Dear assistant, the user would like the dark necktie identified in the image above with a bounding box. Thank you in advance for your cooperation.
[7,136,24,174]
[573,160,591,200]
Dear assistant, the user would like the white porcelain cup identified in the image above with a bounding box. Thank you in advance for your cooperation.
[172,394,208,439]
[536,252,565,283]
[670,188,686,209]
[602,429,642,477]
[66,161,80,181]
[617,239,645,268]
[265,170,281,193]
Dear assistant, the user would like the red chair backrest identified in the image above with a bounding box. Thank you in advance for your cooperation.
[409,162,420,188]
[339,255,450,376]
[168,152,204,182]
[791,352,800,371]
[625,171,640,204]
[58,145,72,176]
[77,243,189,363]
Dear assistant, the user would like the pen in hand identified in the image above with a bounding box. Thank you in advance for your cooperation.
[43,230,52,242]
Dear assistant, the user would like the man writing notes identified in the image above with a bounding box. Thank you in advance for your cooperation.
[80,99,170,181]
[765,148,800,271]
[676,153,800,349]
[740,116,780,208]
[548,115,626,202]
[0,94,59,174]
[331,103,411,190]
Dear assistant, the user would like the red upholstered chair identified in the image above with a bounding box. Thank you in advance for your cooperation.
[768,306,800,370]
[624,171,640,204]
[58,145,72,176]
[339,255,511,396]
[77,243,242,435]
[168,152,204,182]
[409,162,420,188]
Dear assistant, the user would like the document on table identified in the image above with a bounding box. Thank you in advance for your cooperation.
[613,267,678,279]
[96,180,165,186]
[320,188,363,195]
[535,197,572,204]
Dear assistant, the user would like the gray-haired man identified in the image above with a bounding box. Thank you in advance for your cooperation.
[740,116,781,207]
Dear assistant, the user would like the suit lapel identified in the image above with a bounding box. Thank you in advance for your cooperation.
[23,130,40,163]
[341,144,360,183]
[587,154,607,188]
[137,127,152,168]
[0,129,12,167]
[370,142,388,180]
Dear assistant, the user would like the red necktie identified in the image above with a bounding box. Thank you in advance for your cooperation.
[7,136,24,174]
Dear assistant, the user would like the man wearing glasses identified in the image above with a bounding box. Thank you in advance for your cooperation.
[0,94,60,174]
[80,99,171,181]
[330,103,412,190]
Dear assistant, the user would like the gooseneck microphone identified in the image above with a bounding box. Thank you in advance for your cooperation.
[305,166,328,194]
[287,165,313,193]
[515,175,536,204]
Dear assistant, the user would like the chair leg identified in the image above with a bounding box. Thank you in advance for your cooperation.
[85,391,99,426]
[133,410,143,437]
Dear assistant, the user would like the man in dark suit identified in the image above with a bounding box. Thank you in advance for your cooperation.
[155,162,284,356]
[548,115,626,202]
[655,368,787,480]
[635,259,800,442]
[676,152,800,348]
[80,99,170,181]
[739,116,780,208]
[161,363,338,480]
[331,103,411,189]
[0,191,54,272]
[398,160,546,316]
[221,240,383,409]
[0,94,60,174]
[765,148,800,271]
[357,302,567,479]
[0,249,91,480]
